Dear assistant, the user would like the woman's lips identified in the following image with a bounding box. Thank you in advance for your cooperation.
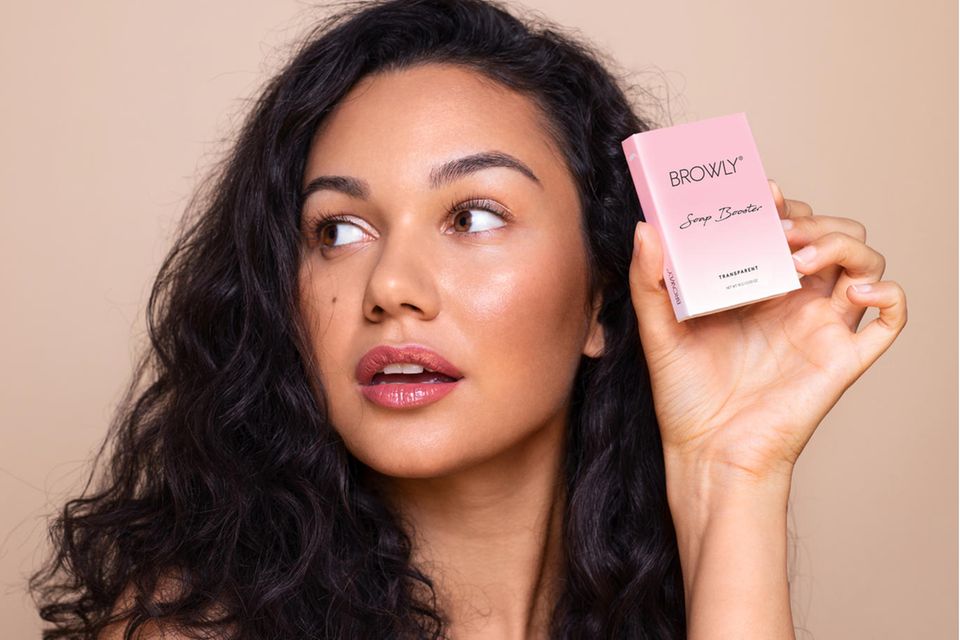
[359,379,461,409]
[355,344,463,386]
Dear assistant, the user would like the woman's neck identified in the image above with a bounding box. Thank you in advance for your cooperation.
[365,414,568,640]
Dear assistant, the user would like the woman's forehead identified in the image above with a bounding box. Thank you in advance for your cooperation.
[303,62,566,189]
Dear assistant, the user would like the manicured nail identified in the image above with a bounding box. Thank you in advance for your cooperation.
[851,283,873,293]
[634,222,643,254]
[780,218,794,231]
[792,245,816,264]
[770,179,783,201]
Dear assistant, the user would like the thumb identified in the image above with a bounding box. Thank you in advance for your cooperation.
[629,220,688,353]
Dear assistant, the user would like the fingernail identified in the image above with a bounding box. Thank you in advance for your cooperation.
[851,283,873,293]
[634,221,643,253]
[792,245,816,264]
[770,179,783,200]
[780,218,794,231]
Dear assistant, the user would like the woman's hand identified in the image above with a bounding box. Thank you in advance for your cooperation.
[628,180,908,487]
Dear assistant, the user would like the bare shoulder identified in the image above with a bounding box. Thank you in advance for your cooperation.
[97,571,231,640]
[97,580,180,640]
[98,612,180,640]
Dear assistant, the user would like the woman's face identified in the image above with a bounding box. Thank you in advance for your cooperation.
[297,62,604,479]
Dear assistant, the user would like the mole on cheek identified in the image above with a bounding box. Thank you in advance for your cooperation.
[332,296,337,303]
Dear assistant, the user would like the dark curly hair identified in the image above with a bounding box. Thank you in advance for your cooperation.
[30,0,688,637]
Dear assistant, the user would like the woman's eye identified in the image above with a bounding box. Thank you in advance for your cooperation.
[314,203,508,251]
[317,219,367,248]
[450,208,507,234]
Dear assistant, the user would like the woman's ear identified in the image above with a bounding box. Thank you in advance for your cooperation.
[582,291,605,358]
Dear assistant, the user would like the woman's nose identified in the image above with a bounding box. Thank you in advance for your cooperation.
[361,223,441,323]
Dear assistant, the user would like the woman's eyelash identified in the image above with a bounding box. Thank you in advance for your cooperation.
[444,197,515,228]
[311,213,354,240]
[310,197,514,242]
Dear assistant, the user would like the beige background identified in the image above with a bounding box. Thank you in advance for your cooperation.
[1,1,955,637]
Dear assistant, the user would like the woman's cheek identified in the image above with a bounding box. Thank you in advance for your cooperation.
[451,256,583,407]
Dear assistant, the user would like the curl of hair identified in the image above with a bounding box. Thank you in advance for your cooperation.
[30,0,688,637]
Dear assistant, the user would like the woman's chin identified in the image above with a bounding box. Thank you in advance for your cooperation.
[346,434,493,481]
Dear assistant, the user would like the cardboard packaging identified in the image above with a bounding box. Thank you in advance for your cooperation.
[621,112,802,322]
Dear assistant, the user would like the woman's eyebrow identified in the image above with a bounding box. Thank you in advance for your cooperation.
[300,150,542,201]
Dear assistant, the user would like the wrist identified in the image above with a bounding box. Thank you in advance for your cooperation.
[662,451,793,569]
[662,453,795,637]
[662,448,794,514]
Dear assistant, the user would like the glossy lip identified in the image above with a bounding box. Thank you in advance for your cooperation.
[355,344,464,411]
[360,379,461,409]
[355,344,464,386]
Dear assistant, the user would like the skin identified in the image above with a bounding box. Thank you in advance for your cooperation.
[631,182,907,637]
[295,59,909,638]
[296,62,603,639]
[102,60,908,640]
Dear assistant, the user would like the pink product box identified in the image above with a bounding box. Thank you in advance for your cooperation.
[621,112,802,322]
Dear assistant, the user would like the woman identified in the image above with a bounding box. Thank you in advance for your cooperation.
[30,0,907,638]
